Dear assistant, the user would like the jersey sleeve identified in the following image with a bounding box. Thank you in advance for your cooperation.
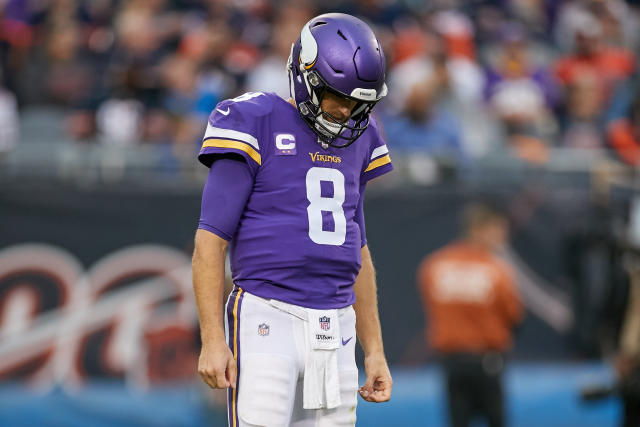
[198,157,254,241]
[198,92,270,175]
[361,117,393,182]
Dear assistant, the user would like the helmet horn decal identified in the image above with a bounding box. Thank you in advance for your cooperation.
[300,23,318,69]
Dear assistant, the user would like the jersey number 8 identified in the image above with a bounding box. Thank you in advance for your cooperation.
[305,167,346,246]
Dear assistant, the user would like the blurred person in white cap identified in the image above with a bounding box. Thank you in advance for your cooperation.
[0,67,19,156]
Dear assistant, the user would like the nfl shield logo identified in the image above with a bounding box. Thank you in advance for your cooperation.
[258,323,270,336]
[319,316,330,331]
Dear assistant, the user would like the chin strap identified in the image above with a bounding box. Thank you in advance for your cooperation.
[315,113,343,138]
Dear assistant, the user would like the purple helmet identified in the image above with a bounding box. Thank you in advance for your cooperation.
[287,13,387,148]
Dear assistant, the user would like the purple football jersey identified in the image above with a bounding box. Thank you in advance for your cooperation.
[198,92,392,309]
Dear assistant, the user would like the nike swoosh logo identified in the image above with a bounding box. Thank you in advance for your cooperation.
[216,108,230,116]
[342,337,353,346]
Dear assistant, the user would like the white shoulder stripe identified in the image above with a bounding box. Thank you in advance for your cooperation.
[370,144,389,160]
[204,124,259,150]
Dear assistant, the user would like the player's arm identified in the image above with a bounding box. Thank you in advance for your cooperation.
[193,228,236,389]
[193,156,254,389]
[353,244,392,403]
[498,263,524,326]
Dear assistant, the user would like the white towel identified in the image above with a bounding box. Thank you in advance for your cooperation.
[303,308,341,409]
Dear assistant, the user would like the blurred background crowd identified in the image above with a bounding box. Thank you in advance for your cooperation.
[0,0,639,174]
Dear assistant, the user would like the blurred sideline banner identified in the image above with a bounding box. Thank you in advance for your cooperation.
[0,184,202,388]
[0,179,627,388]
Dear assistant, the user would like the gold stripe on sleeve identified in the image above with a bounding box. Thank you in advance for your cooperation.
[202,138,262,166]
[364,154,391,173]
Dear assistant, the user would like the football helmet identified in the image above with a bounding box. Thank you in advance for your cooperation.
[287,13,387,148]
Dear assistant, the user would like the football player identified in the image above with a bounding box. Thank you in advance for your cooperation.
[192,13,393,426]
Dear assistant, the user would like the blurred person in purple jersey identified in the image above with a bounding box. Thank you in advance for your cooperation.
[484,22,558,164]
[192,13,393,426]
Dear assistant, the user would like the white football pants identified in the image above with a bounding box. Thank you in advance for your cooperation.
[224,287,358,427]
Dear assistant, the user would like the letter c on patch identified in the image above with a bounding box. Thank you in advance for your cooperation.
[276,134,296,150]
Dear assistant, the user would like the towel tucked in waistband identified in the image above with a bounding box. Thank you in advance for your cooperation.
[303,308,341,409]
[265,298,345,409]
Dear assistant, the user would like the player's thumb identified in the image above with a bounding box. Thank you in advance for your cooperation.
[359,377,374,396]
[227,356,238,389]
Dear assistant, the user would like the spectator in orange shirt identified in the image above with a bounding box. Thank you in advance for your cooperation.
[554,10,635,112]
[417,203,523,427]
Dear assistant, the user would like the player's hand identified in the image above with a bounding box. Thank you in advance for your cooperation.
[614,354,634,378]
[359,352,392,402]
[198,340,237,389]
